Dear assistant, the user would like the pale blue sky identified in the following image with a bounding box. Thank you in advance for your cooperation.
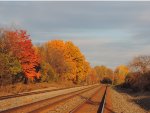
[0,2,150,68]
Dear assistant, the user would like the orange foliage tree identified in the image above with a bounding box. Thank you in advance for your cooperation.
[38,40,90,83]
[43,40,68,75]
[65,41,90,83]
[87,68,98,84]
[5,30,41,82]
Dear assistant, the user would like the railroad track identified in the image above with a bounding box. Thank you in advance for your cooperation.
[0,84,91,101]
[0,85,100,113]
[97,86,108,113]
[69,85,113,113]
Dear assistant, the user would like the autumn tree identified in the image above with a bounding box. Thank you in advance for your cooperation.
[0,52,22,85]
[38,40,90,84]
[41,40,68,78]
[114,65,129,84]
[65,41,90,83]
[0,29,22,85]
[94,65,113,82]
[124,56,150,91]
[129,55,150,73]
[40,61,58,82]
[87,68,98,84]
[5,30,41,83]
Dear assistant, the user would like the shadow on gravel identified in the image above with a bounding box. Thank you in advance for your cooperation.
[131,97,150,111]
[113,87,150,112]
[78,94,115,113]
[79,94,100,105]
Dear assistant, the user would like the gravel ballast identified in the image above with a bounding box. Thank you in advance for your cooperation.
[111,88,148,113]
[0,84,98,112]
[46,86,101,113]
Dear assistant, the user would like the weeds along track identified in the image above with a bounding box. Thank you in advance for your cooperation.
[0,85,99,113]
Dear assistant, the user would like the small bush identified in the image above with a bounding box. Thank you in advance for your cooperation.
[124,72,150,91]
[101,77,112,84]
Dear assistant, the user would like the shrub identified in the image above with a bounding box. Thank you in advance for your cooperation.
[124,72,150,91]
[101,77,112,84]
[0,53,22,86]
[40,61,58,82]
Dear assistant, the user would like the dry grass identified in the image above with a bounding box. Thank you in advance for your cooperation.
[0,81,76,97]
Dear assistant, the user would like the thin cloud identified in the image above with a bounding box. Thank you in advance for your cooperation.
[0,2,150,68]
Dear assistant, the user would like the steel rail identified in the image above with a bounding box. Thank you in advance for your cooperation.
[0,85,99,113]
[68,85,108,113]
[97,85,108,113]
[29,85,101,113]
[0,84,95,101]
[69,86,102,113]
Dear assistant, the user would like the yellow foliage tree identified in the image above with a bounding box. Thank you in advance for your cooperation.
[94,65,113,81]
[114,65,129,84]
[38,40,90,84]
[65,41,90,83]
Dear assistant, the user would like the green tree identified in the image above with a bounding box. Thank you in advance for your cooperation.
[40,61,58,82]
[0,53,22,85]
